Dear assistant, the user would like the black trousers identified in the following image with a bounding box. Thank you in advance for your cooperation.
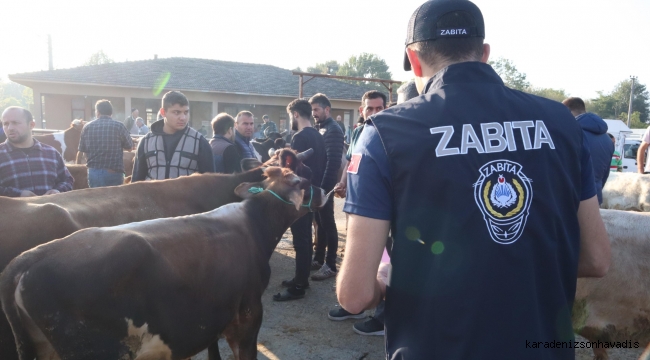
[291,212,314,287]
[313,197,338,271]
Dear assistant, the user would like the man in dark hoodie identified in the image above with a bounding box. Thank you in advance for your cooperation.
[309,93,344,281]
[563,97,614,204]
[132,91,214,181]
[209,113,240,174]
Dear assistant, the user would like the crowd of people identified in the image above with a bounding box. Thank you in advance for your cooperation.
[1,0,650,358]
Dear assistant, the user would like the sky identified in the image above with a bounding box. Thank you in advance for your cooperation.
[2,0,649,99]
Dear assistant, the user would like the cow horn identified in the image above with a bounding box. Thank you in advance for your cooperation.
[296,148,314,161]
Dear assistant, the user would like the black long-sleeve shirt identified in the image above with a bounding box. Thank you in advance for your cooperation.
[291,127,326,185]
[315,117,344,191]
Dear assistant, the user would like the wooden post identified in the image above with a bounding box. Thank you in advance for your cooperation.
[299,75,303,98]
[389,84,393,104]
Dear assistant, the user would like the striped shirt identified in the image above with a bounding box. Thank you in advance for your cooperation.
[0,139,74,197]
[78,116,133,172]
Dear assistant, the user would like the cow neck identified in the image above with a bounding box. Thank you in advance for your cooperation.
[243,193,307,260]
[191,168,267,211]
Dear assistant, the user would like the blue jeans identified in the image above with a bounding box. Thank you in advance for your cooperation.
[88,168,124,188]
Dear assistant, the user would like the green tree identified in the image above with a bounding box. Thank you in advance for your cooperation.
[306,60,340,75]
[618,111,647,129]
[590,79,649,122]
[0,81,34,114]
[84,50,114,66]
[336,53,392,92]
[527,87,569,102]
[488,58,530,91]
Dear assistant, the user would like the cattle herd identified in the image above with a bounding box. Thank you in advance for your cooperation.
[0,148,328,359]
[1,124,650,359]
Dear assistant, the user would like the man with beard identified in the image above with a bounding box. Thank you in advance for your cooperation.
[309,93,344,281]
[0,106,73,197]
[273,99,327,301]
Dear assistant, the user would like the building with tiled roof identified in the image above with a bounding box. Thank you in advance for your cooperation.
[9,57,373,133]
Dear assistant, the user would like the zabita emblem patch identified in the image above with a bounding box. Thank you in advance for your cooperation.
[473,160,533,244]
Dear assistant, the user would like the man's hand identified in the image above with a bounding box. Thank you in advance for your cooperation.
[44,189,60,195]
[20,190,36,197]
[376,262,391,295]
[334,182,346,198]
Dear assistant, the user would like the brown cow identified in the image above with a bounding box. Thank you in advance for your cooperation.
[0,167,328,360]
[75,150,135,177]
[32,120,84,163]
[65,164,88,190]
[0,168,265,360]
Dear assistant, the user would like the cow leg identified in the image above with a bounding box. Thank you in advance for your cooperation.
[223,303,263,360]
[207,340,222,360]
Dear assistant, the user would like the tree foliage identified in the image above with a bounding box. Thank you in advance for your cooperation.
[526,87,569,103]
[306,60,340,75]
[0,81,33,114]
[302,53,393,92]
[488,58,530,91]
[590,79,649,123]
[84,50,114,66]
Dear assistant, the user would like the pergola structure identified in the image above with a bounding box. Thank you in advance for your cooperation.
[292,71,403,104]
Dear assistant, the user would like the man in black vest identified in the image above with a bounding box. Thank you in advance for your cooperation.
[132,91,214,181]
[337,1,611,359]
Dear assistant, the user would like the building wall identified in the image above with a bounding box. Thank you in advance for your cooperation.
[24,82,360,132]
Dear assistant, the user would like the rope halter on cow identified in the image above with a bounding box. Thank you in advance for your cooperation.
[247,186,315,211]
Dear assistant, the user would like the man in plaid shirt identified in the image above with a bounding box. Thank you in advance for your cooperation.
[0,107,74,197]
[78,100,133,187]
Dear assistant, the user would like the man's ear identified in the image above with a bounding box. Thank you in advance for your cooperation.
[234,182,264,199]
[160,108,166,117]
[406,48,423,77]
[288,189,305,211]
[481,43,491,63]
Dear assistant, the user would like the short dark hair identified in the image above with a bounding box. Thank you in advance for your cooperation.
[95,100,113,116]
[236,111,254,122]
[162,91,189,111]
[286,99,312,120]
[562,97,586,113]
[308,93,331,109]
[607,133,615,140]
[212,113,235,135]
[262,114,269,119]
[131,108,137,113]
[407,11,484,67]
[361,90,387,107]
[2,106,33,124]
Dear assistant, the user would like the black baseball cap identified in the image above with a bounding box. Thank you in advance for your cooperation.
[404,0,485,71]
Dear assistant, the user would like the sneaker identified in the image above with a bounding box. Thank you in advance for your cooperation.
[311,264,337,281]
[310,260,323,271]
[353,317,385,336]
[328,307,366,321]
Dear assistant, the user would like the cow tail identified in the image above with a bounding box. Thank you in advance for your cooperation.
[0,260,38,360]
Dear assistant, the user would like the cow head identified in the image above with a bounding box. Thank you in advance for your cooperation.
[234,166,328,212]
[242,148,312,171]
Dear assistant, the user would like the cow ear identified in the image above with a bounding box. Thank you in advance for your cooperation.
[288,189,305,211]
[241,158,263,171]
[280,151,299,171]
[234,182,264,199]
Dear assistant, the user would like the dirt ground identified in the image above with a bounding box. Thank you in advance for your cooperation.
[193,198,644,360]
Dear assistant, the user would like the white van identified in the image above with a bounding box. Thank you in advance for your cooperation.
[603,119,643,173]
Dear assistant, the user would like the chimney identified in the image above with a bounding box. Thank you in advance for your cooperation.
[48,34,53,70]
[154,54,158,60]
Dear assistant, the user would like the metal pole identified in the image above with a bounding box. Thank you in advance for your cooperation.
[627,76,637,127]
[48,35,53,70]
[299,75,303,98]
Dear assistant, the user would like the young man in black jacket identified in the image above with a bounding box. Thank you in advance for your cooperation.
[309,93,344,280]
[273,99,327,301]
